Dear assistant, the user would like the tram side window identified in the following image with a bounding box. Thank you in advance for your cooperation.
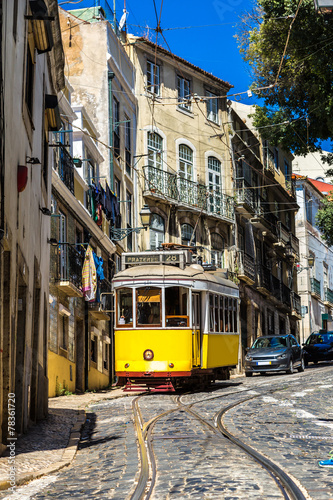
[137,287,161,326]
[209,294,237,333]
[165,286,189,327]
[117,288,133,326]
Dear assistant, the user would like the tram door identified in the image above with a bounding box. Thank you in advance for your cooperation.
[192,293,201,367]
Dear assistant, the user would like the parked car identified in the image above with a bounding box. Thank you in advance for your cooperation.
[303,331,333,365]
[245,335,304,377]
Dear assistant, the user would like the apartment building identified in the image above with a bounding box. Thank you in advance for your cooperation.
[295,176,333,342]
[125,36,235,270]
[0,0,64,446]
[49,79,116,396]
[230,102,301,355]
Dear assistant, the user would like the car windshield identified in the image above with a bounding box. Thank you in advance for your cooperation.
[307,333,333,345]
[251,336,288,349]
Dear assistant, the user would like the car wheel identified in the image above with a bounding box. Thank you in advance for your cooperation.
[286,360,294,374]
[245,372,252,377]
[298,357,305,372]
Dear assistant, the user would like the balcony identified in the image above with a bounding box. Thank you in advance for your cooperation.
[143,165,234,222]
[53,143,75,194]
[54,245,84,297]
[237,251,255,285]
[275,221,290,248]
[281,283,291,308]
[324,287,333,306]
[311,277,321,299]
[235,178,257,217]
[250,198,278,239]
[271,275,281,303]
[291,291,302,318]
[257,264,272,295]
[88,278,112,321]
[286,233,299,261]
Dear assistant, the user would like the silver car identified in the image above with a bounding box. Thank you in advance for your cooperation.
[245,335,305,377]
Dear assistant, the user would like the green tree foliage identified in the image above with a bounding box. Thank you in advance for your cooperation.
[316,198,333,246]
[237,0,333,156]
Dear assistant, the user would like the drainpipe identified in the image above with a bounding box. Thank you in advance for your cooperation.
[108,71,115,191]
[84,302,89,390]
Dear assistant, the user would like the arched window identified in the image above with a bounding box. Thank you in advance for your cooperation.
[150,214,165,250]
[211,232,224,268]
[208,157,221,213]
[181,223,195,246]
[147,132,163,169]
[179,144,193,180]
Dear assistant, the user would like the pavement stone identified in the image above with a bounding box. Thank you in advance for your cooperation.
[0,387,133,493]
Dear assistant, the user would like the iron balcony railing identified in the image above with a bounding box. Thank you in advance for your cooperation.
[235,178,257,211]
[54,245,83,290]
[143,165,234,221]
[325,287,333,305]
[311,277,321,299]
[257,264,272,292]
[53,143,75,194]
[287,233,300,258]
[281,283,291,307]
[88,278,113,311]
[277,221,290,246]
[291,291,302,316]
[271,275,281,301]
[237,251,256,282]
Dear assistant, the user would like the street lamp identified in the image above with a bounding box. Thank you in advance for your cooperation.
[314,0,333,13]
[110,204,152,241]
[297,255,315,273]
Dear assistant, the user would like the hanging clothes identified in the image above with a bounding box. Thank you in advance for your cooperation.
[93,253,105,280]
[105,183,113,222]
[95,203,103,226]
[82,245,97,301]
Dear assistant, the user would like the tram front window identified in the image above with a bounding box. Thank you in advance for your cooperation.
[117,288,133,326]
[137,287,161,326]
[165,286,189,327]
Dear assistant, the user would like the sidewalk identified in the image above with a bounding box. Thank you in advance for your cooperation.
[0,387,129,491]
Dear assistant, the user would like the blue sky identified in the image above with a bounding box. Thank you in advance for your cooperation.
[59,0,256,103]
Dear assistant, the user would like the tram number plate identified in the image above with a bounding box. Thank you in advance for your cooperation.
[256,361,271,365]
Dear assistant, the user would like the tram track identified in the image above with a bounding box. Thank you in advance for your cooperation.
[129,377,311,500]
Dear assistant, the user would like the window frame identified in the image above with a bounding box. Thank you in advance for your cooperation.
[177,75,191,111]
[147,60,160,96]
[206,90,219,124]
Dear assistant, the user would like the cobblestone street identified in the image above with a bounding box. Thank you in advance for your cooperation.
[0,364,332,499]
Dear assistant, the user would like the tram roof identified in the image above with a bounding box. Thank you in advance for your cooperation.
[113,264,239,295]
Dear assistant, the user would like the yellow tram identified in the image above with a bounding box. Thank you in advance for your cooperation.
[113,249,240,391]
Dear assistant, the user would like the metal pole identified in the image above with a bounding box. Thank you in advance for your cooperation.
[108,72,115,191]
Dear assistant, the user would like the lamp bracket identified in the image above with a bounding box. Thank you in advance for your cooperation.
[110,227,145,241]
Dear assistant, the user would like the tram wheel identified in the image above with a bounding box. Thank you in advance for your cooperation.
[245,372,252,377]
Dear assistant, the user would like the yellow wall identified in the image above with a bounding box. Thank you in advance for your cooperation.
[88,366,110,391]
[202,334,239,368]
[48,350,76,397]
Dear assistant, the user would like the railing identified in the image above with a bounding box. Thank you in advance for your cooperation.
[88,278,113,311]
[291,291,302,316]
[277,221,290,245]
[325,287,333,305]
[271,275,281,301]
[55,245,83,290]
[311,277,321,298]
[281,283,291,307]
[289,233,299,256]
[143,165,234,220]
[235,178,256,211]
[54,143,75,194]
[237,251,256,282]
[257,264,271,292]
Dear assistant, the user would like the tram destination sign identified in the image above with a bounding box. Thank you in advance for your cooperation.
[122,251,188,269]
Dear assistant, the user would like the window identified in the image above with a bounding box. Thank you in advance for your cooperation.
[274,148,279,170]
[209,294,237,333]
[177,76,191,111]
[117,288,133,326]
[61,315,68,350]
[147,60,160,95]
[208,157,221,212]
[91,336,97,363]
[148,132,163,169]
[284,159,290,180]
[306,195,313,224]
[126,191,132,251]
[103,343,109,370]
[137,287,161,326]
[113,97,120,158]
[179,145,193,180]
[181,223,195,246]
[150,214,165,250]
[125,115,131,176]
[25,32,35,117]
[211,233,224,268]
[206,90,218,123]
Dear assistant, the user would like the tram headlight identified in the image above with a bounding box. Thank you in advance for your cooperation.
[245,354,252,361]
[143,349,154,361]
